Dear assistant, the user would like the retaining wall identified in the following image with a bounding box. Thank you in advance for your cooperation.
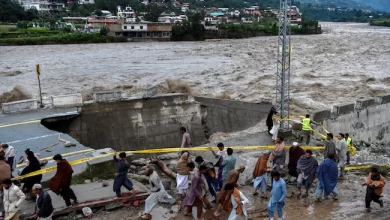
[313,93,390,143]
[51,94,83,107]
[2,99,38,114]
[62,94,271,151]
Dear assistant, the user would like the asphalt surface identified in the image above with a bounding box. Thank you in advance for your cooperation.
[0,107,89,160]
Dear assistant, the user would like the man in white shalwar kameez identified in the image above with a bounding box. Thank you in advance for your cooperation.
[223,183,249,220]
[141,167,178,220]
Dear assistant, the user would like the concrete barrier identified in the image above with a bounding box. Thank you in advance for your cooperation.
[332,103,355,115]
[312,109,332,122]
[375,93,390,105]
[2,99,38,114]
[51,94,83,107]
[93,91,122,102]
[355,98,375,110]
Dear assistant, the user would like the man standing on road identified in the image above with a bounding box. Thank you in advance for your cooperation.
[182,164,205,220]
[32,184,54,220]
[296,150,318,198]
[315,154,339,202]
[2,178,25,220]
[324,133,337,160]
[336,133,348,179]
[363,166,386,213]
[49,154,78,207]
[268,171,287,220]
[141,167,178,220]
[113,152,136,198]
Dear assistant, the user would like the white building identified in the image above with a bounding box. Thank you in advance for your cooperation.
[78,0,94,4]
[21,0,65,11]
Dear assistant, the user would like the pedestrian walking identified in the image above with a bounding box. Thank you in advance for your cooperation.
[195,156,219,201]
[223,183,249,220]
[222,148,236,185]
[141,167,178,220]
[176,151,191,200]
[2,178,25,220]
[20,150,42,200]
[214,164,246,218]
[253,151,270,198]
[324,133,337,160]
[296,150,318,198]
[268,171,286,220]
[32,184,54,220]
[48,154,78,207]
[363,166,386,213]
[209,143,227,188]
[1,144,16,174]
[315,154,339,201]
[287,142,305,183]
[182,164,205,220]
[269,137,286,174]
[270,112,280,142]
[113,152,136,197]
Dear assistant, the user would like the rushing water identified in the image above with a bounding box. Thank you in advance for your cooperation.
[1,22,390,112]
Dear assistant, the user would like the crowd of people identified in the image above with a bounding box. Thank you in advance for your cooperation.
[0,122,387,220]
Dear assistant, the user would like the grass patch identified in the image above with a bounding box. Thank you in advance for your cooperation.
[72,162,114,185]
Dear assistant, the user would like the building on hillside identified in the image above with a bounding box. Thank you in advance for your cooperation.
[109,22,172,40]
[245,7,261,15]
[21,0,65,11]
[181,3,190,12]
[117,6,136,19]
[78,0,94,4]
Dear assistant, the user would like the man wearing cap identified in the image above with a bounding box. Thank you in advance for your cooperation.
[287,142,305,183]
[32,184,54,220]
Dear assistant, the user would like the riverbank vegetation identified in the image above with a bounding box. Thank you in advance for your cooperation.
[370,20,390,27]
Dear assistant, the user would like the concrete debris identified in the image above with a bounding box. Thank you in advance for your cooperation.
[84,179,91,184]
[130,165,137,170]
[131,158,148,166]
[102,181,109,187]
[82,207,93,217]
[157,153,179,160]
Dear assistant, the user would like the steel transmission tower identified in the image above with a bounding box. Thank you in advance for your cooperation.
[276,0,291,129]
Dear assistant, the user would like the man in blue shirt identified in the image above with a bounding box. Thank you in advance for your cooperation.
[268,171,287,220]
[222,148,236,185]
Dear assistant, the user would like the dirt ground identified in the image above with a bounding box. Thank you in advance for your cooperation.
[83,172,389,220]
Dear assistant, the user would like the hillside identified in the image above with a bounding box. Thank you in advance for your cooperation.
[355,0,390,12]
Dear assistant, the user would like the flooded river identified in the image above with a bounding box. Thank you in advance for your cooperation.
[1,22,390,112]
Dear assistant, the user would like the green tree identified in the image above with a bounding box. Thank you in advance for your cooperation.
[144,4,164,22]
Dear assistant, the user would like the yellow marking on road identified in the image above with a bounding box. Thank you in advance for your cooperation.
[0,120,41,129]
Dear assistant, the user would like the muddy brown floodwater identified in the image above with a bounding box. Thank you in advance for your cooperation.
[1,23,390,112]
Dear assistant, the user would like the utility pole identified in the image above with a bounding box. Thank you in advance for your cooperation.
[36,64,43,108]
[276,0,291,130]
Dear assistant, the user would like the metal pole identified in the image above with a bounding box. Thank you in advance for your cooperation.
[36,64,43,108]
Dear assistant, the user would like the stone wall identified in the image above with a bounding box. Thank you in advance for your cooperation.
[313,94,390,143]
[62,94,271,151]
